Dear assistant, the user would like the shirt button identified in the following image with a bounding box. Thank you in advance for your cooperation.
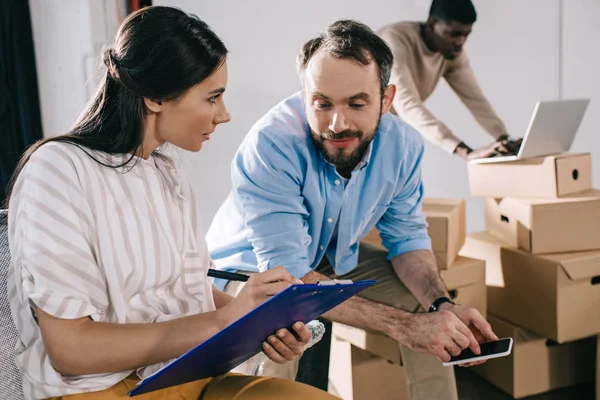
[327,218,333,223]
[320,245,324,250]
[334,179,341,185]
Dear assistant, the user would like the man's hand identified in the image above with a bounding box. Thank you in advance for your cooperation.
[453,140,506,160]
[453,142,473,159]
[393,310,480,364]
[438,303,499,367]
[262,322,312,364]
[502,137,523,154]
[460,136,523,161]
[466,139,510,160]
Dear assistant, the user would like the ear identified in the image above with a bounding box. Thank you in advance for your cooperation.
[381,84,396,115]
[426,18,437,32]
[143,97,164,113]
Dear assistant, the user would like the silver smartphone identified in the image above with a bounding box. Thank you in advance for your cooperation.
[442,337,513,367]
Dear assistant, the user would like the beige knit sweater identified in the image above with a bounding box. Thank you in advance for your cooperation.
[378,21,508,153]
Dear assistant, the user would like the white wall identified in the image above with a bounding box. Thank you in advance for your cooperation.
[563,0,600,182]
[31,0,599,233]
[155,0,563,232]
[31,0,124,138]
[30,0,95,137]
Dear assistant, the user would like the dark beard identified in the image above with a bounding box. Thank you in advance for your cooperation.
[312,132,371,169]
[311,118,380,171]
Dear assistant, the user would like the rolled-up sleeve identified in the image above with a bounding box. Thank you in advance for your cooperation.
[376,137,432,260]
[231,131,313,279]
[12,145,109,321]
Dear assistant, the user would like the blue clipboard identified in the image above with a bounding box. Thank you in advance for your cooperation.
[129,280,374,396]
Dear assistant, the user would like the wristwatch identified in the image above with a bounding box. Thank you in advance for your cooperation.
[428,296,455,313]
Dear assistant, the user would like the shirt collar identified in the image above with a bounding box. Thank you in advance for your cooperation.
[94,150,185,199]
[357,141,373,170]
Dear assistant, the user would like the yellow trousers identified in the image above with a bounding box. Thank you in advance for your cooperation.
[48,373,339,400]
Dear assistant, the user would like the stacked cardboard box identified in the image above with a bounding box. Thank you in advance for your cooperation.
[471,314,596,398]
[363,197,466,269]
[328,326,409,400]
[330,198,484,399]
[461,152,599,398]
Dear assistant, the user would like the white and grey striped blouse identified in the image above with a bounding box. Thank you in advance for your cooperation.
[7,141,215,399]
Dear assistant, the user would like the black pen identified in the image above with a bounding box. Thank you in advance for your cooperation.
[208,269,249,282]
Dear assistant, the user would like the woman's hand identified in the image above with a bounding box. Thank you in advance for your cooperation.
[219,266,302,326]
[262,322,312,363]
[217,266,310,363]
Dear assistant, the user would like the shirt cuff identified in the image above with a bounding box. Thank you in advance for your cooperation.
[265,259,313,280]
[441,136,463,154]
[385,237,432,261]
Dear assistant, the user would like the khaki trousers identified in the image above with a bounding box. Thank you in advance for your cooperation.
[48,373,340,400]
[224,243,458,400]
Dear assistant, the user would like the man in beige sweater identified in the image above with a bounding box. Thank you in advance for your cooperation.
[378,0,520,159]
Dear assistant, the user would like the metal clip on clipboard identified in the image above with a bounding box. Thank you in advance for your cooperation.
[317,279,354,285]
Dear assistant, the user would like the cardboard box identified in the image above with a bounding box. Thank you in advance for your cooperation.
[328,336,409,400]
[467,152,592,198]
[458,231,509,287]
[472,315,596,398]
[362,228,385,249]
[485,190,600,254]
[440,256,487,318]
[331,322,401,365]
[330,255,487,365]
[460,231,600,343]
[423,198,466,269]
[362,198,466,269]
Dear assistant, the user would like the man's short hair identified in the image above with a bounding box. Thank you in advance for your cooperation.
[297,20,393,96]
[429,0,477,25]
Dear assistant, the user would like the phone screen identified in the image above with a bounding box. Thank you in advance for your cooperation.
[448,338,512,363]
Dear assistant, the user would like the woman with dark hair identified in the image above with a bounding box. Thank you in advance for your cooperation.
[5,6,338,400]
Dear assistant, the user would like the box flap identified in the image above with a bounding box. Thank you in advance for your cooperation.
[464,231,510,247]
[555,153,592,196]
[440,256,484,289]
[547,152,591,160]
[422,198,464,219]
[489,197,534,233]
[423,197,465,208]
[350,346,410,400]
[488,314,543,344]
[542,250,600,280]
[513,189,600,206]
[422,204,458,217]
[332,323,401,364]
[426,217,448,252]
[503,152,590,165]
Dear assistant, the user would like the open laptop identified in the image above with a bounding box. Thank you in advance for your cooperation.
[470,98,590,164]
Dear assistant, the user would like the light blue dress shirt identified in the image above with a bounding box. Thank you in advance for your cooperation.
[206,92,432,289]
